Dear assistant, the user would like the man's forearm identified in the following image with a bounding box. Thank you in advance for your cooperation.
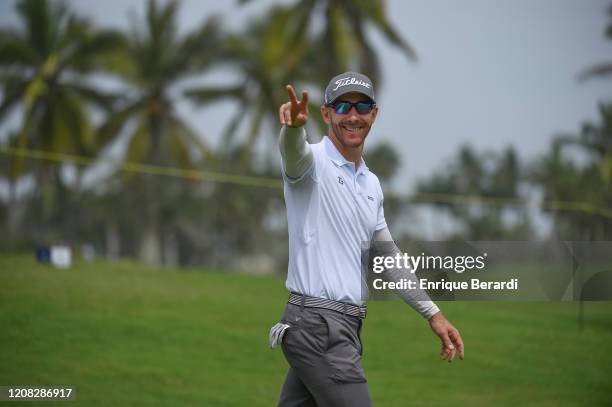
[278,125,313,179]
[372,227,440,320]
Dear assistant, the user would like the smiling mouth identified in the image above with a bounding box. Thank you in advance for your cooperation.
[340,123,365,133]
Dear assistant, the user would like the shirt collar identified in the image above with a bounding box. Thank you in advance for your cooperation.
[323,136,369,174]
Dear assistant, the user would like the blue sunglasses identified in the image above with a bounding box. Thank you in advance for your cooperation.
[328,100,376,115]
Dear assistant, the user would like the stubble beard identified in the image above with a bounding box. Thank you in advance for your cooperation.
[329,115,371,151]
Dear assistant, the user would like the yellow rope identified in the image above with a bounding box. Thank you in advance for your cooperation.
[0,146,282,189]
[1,146,611,218]
[412,191,612,219]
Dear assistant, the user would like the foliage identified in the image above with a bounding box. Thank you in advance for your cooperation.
[417,145,533,240]
[188,0,416,154]
[1,0,611,265]
[92,0,226,264]
[579,3,612,81]
[0,0,122,170]
[530,103,612,239]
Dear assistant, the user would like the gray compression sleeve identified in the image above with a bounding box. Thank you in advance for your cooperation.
[278,125,313,179]
[372,227,441,320]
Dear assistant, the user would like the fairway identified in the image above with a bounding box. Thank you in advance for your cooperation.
[1,255,611,406]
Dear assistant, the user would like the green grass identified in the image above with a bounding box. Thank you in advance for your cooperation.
[0,254,611,406]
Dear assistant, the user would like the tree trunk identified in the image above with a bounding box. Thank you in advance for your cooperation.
[7,181,22,247]
[136,103,165,266]
[138,219,162,265]
[67,169,83,247]
[105,221,120,260]
[163,231,179,268]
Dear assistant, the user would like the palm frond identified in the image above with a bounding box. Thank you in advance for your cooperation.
[353,0,418,61]
[578,62,612,82]
[169,115,214,162]
[16,0,69,59]
[62,81,122,111]
[97,101,144,148]
[0,76,28,122]
[185,86,245,106]
[174,15,223,73]
[125,113,150,163]
[65,30,126,73]
[0,33,39,65]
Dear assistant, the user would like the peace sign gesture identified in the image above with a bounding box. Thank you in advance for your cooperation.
[279,84,309,128]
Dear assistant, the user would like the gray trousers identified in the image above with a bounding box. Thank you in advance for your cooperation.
[277,303,373,407]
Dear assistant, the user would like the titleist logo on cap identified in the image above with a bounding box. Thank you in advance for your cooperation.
[333,77,371,91]
[324,71,375,104]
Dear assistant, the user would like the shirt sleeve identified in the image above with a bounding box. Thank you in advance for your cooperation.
[375,180,387,231]
[372,226,440,320]
[278,125,314,183]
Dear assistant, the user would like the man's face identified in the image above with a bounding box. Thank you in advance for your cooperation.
[321,92,379,149]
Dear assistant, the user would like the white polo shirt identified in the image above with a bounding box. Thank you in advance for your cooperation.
[282,136,387,306]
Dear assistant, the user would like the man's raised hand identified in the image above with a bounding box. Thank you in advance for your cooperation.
[279,84,309,128]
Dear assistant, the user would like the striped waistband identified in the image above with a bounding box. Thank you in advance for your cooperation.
[288,292,367,319]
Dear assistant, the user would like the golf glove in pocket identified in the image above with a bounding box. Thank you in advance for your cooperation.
[269,322,291,349]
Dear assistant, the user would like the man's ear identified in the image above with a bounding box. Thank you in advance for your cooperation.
[320,105,331,125]
[370,106,379,122]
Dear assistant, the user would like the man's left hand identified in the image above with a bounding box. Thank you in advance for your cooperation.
[429,312,464,363]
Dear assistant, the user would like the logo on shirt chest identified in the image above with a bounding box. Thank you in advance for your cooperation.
[334,173,375,204]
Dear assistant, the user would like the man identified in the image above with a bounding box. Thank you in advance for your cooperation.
[270,72,464,407]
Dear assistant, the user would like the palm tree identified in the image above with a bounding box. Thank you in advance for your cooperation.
[557,104,612,186]
[98,0,222,265]
[240,0,416,82]
[188,0,417,159]
[531,143,581,237]
[417,145,531,239]
[534,104,612,239]
[579,3,612,81]
[186,5,317,161]
[0,0,122,240]
[300,0,417,84]
[0,131,31,244]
